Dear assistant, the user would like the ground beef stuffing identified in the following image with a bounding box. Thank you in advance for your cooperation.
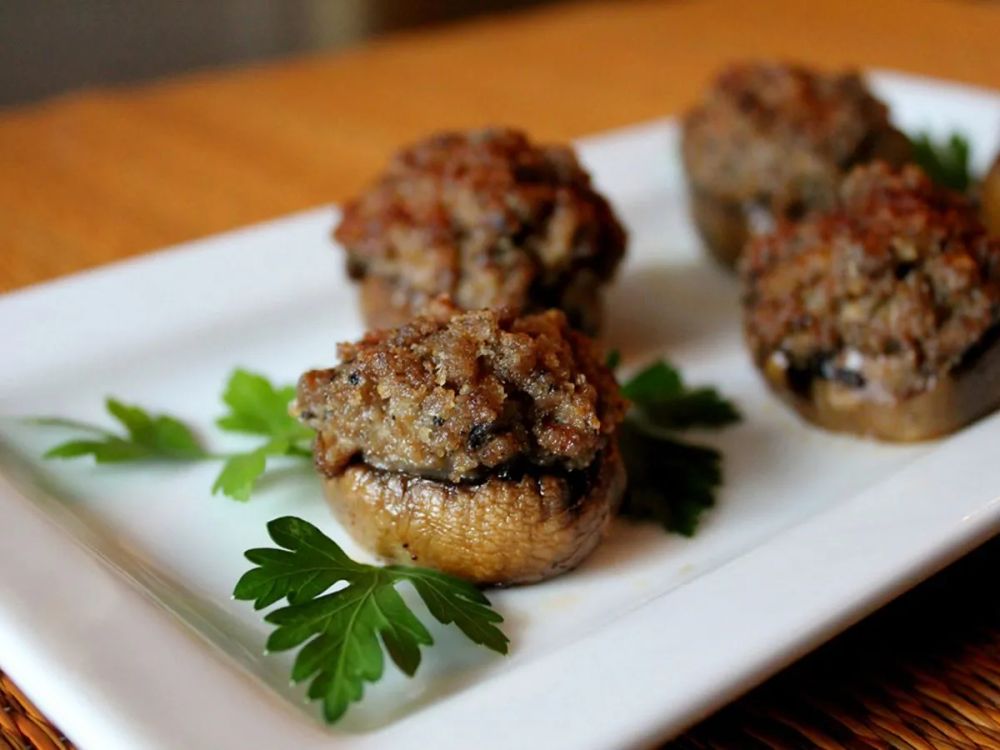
[297,298,626,483]
[742,162,1000,401]
[683,61,910,215]
[334,127,627,333]
[681,62,911,265]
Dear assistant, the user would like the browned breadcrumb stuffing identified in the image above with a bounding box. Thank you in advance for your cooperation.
[297,299,626,483]
[742,162,1000,400]
[682,61,910,217]
[334,127,627,333]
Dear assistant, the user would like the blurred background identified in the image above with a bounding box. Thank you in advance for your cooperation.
[0,0,563,106]
[2,0,997,293]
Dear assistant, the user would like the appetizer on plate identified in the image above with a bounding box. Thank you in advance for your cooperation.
[295,298,627,585]
[681,61,911,268]
[742,162,1000,441]
[334,127,627,334]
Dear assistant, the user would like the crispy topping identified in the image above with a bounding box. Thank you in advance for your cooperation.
[335,128,626,331]
[298,299,625,482]
[743,162,1000,399]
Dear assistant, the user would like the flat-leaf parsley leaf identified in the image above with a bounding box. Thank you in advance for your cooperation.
[39,398,207,463]
[910,131,972,192]
[216,370,313,444]
[211,370,314,501]
[32,370,314,501]
[622,360,740,430]
[613,357,740,535]
[234,516,508,723]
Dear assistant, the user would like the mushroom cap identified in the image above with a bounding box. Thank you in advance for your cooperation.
[297,301,627,585]
[682,61,910,268]
[743,162,1000,440]
[760,331,1000,440]
[324,443,626,585]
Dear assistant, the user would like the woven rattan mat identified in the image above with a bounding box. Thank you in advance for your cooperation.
[2,536,998,750]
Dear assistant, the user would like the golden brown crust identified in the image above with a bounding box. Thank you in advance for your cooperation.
[682,61,911,268]
[323,443,626,585]
[743,162,1000,440]
[334,128,626,332]
[297,300,626,483]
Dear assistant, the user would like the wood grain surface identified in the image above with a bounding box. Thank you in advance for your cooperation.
[1,0,998,292]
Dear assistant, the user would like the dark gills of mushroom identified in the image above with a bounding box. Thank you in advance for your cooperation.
[333,127,627,334]
[681,61,911,269]
[295,299,627,585]
[741,162,1000,441]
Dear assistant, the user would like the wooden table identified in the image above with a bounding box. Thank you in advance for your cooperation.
[3,0,999,293]
[2,1,999,747]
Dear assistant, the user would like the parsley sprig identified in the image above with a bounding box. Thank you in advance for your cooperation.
[234,516,508,723]
[37,399,208,463]
[29,355,737,722]
[612,356,740,536]
[212,371,314,500]
[34,369,312,501]
[909,131,972,192]
[622,360,740,430]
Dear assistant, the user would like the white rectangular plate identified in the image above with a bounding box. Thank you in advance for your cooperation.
[1,71,999,750]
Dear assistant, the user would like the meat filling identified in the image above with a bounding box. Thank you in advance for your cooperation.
[334,128,627,332]
[682,62,911,267]
[297,299,626,483]
[742,162,1000,439]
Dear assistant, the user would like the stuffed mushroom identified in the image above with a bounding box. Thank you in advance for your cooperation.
[682,61,911,268]
[334,128,627,334]
[295,299,627,585]
[742,162,1000,441]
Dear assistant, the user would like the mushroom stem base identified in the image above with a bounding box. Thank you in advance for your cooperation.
[760,340,1000,441]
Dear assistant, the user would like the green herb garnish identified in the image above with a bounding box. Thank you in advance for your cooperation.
[34,369,312,501]
[37,399,208,463]
[613,356,740,536]
[622,360,740,430]
[619,425,722,536]
[30,353,736,721]
[604,349,622,371]
[234,516,508,723]
[212,370,313,500]
[909,131,972,192]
